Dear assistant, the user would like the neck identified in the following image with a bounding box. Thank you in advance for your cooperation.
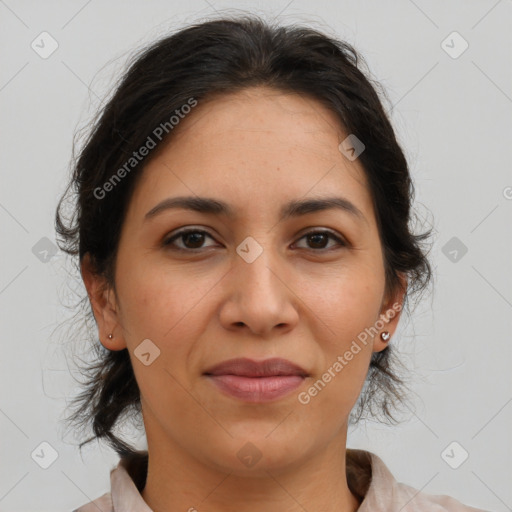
[140,422,361,512]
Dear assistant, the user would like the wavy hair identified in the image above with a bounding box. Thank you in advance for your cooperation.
[56,14,433,459]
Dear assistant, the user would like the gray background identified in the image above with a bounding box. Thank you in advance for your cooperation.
[1,0,511,511]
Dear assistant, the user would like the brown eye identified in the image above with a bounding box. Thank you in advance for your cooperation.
[307,232,329,249]
[163,228,347,253]
[163,229,217,251]
[295,230,347,251]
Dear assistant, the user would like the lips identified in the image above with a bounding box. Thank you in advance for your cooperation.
[203,358,308,403]
[203,357,308,378]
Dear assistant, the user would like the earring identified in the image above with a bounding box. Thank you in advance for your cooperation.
[107,333,113,339]
[380,331,390,342]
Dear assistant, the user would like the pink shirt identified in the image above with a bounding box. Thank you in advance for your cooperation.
[73,449,489,511]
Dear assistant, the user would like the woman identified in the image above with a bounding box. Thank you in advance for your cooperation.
[57,15,487,512]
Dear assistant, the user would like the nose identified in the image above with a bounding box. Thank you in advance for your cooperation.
[218,247,299,338]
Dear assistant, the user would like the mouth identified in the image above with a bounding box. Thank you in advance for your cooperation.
[203,358,309,403]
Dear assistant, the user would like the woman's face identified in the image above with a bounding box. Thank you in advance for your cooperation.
[85,86,405,474]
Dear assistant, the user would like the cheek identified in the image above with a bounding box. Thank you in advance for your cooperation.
[116,258,200,335]
[116,260,223,379]
[298,276,378,414]
[302,264,384,339]
[118,269,209,414]
[304,269,382,389]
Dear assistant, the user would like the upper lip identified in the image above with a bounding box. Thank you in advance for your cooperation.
[204,358,308,377]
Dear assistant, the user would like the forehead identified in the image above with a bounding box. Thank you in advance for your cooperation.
[128,86,374,224]
[169,87,349,158]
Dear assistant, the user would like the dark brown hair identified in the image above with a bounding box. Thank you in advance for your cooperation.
[56,14,433,459]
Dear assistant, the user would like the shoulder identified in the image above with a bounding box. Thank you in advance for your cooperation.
[390,479,490,511]
[71,451,148,512]
[354,450,490,512]
[72,491,113,512]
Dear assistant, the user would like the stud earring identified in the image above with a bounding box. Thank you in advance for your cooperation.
[107,333,113,340]
[380,331,390,342]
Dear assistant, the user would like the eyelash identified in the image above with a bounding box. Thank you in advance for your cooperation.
[163,228,347,253]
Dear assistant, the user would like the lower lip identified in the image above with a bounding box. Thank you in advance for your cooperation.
[205,375,305,403]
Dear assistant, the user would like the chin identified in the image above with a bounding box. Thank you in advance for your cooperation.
[198,432,308,477]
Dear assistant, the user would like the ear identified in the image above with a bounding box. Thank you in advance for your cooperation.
[373,272,408,353]
[80,253,127,351]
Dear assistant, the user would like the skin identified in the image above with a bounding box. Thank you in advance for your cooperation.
[82,86,407,512]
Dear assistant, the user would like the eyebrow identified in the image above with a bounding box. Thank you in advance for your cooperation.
[144,195,367,224]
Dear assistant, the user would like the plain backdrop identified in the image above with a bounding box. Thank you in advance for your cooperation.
[0,1,511,511]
